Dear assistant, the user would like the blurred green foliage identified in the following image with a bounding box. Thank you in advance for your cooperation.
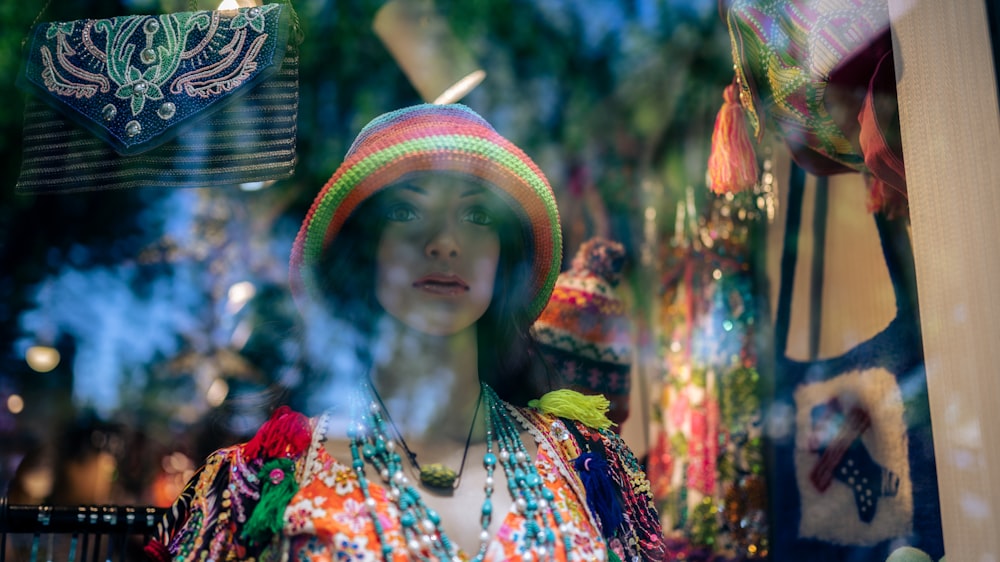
[0,0,736,496]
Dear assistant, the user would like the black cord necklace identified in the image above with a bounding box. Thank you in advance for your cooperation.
[370,385,483,490]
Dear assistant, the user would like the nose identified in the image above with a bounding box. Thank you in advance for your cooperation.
[425,221,460,259]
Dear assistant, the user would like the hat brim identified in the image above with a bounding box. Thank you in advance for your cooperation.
[291,134,562,322]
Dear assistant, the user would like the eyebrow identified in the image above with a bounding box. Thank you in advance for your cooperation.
[460,186,487,197]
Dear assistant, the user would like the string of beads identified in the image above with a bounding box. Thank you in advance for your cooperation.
[346,381,567,561]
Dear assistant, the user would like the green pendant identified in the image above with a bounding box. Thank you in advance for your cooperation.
[419,463,459,489]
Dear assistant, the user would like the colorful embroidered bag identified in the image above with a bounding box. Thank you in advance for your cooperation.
[15,3,300,194]
[709,0,904,211]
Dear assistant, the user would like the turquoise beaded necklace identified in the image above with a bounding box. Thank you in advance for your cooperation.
[347,381,567,561]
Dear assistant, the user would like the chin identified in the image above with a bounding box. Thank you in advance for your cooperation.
[399,312,479,337]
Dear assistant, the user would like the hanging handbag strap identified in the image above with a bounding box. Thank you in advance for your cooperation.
[773,164,921,386]
[21,0,53,49]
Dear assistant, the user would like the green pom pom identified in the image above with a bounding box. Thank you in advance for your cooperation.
[529,389,614,430]
[242,457,298,545]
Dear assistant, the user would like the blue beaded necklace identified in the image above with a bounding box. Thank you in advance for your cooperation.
[347,381,568,561]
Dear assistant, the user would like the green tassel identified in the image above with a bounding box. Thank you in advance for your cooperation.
[242,457,298,545]
[528,389,614,430]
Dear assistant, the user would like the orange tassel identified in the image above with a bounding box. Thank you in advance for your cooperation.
[707,83,759,194]
[866,175,886,214]
[864,174,908,219]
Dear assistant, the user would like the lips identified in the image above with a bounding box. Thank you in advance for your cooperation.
[413,273,470,295]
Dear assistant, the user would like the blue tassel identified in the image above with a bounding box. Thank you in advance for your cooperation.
[574,451,624,538]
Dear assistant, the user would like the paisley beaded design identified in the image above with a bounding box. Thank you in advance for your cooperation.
[18,5,292,155]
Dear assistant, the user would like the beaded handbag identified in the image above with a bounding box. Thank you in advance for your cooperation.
[709,0,905,211]
[15,2,299,194]
[725,0,890,175]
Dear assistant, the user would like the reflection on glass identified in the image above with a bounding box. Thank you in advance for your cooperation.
[374,0,486,104]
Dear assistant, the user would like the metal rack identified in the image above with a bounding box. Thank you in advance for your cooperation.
[0,498,166,561]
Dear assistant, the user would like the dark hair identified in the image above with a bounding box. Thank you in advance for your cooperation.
[474,199,552,405]
[311,177,551,404]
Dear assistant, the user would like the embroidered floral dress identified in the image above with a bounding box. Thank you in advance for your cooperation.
[146,406,665,562]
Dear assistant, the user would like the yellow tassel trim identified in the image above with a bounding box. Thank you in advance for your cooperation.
[528,389,615,430]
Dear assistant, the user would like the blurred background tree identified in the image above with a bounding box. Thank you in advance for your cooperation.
[0,0,733,509]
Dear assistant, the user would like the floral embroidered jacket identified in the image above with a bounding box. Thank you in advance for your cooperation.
[145,406,665,562]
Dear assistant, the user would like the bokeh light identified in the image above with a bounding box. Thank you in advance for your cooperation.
[25,345,60,373]
[6,394,24,414]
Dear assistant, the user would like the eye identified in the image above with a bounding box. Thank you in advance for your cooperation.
[463,207,494,226]
[385,204,418,222]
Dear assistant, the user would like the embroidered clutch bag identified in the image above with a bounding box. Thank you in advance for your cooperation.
[15,3,298,193]
[726,0,890,175]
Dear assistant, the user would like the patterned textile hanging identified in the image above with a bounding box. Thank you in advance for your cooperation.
[646,185,770,561]
[707,0,907,216]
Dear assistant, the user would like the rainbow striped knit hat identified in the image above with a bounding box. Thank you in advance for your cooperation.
[290,104,562,321]
[530,238,633,422]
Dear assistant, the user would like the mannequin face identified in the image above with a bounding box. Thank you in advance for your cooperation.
[375,174,503,336]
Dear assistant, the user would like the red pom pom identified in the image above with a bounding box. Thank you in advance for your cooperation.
[143,539,171,562]
[243,406,311,461]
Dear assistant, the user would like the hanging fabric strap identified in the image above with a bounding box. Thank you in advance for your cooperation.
[774,162,807,369]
